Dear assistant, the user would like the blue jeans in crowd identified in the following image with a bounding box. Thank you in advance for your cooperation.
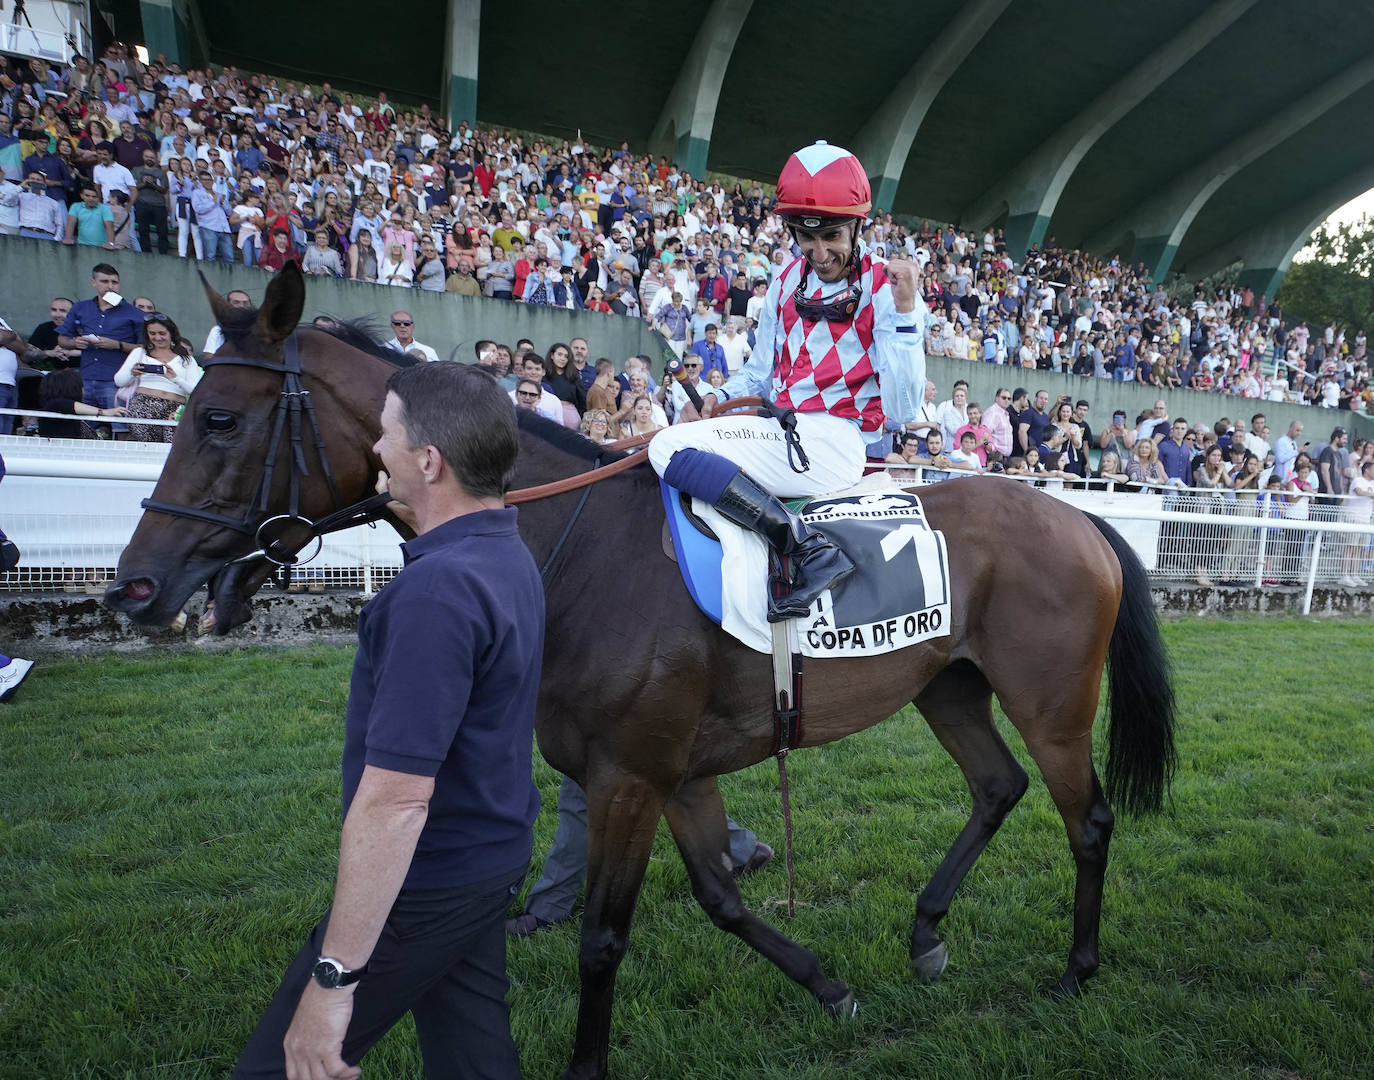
[240,236,258,268]
[82,378,126,435]
[200,228,235,263]
[0,383,14,435]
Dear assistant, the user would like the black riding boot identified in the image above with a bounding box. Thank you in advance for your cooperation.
[714,471,854,622]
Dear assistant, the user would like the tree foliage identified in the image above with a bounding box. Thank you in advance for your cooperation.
[1277,216,1374,333]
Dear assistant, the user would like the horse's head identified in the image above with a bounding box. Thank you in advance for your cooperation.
[105,264,388,634]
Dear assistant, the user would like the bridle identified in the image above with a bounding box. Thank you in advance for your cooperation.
[139,332,393,583]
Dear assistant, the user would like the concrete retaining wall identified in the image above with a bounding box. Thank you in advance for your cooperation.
[2,586,1369,656]
[0,235,669,366]
[3,236,1367,439]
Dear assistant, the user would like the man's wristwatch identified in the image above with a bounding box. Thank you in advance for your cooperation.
[311,956,367,989]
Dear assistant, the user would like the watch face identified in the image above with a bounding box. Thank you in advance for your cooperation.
[312,960,341,989]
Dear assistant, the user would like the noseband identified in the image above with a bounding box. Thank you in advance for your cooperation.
[139,332,391,580]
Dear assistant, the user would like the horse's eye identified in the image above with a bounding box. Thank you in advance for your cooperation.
[205,410,237,433]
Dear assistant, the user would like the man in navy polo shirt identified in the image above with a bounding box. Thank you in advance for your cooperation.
[234,363,542,1080]
[56,263,145,418]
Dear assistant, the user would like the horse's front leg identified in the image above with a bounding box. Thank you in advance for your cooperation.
[663,775,856,1016]
[560,768,665,1080]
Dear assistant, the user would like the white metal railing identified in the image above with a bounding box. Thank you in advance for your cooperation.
[0,435,401,597]
[3,437,1372,614]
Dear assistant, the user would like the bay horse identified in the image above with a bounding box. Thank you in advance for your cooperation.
[106,266,1176,1080]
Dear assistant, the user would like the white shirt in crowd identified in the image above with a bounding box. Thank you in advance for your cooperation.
[0,315,18,388]
[385,337,440,363]
[112,347,203,397]
[719,329,751,373]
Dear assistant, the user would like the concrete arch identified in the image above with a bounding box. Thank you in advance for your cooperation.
[1179,158,1374,298]
[443,0,481,126]
[849,0,1012,213]
[648,0,753,177]
[959,0,1256,259]
[1085,53,1374,279]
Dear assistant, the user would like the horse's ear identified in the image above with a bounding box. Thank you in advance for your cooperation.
[201,272,238,331]
[256,263,306,345]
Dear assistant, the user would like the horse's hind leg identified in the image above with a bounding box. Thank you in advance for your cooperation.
[1002,677,1115,997]
[562,770,665,1080]
[910,662,1029,980]
[663,775,856,1016]
[1022,737,1114,997]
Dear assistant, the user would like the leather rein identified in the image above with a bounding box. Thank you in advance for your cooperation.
[506,396,766,504]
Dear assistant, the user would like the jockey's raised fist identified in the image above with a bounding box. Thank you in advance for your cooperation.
[885,259,920,314]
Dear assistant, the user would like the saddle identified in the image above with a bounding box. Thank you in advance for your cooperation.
[660,475,952,657]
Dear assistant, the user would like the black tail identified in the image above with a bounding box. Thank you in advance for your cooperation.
[1086,513,1177,815]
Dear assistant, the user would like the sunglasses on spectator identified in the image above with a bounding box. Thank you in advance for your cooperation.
[391,320,413,326]
[516,390,539,399]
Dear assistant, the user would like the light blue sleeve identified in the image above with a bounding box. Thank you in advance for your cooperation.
[871,275,928,426]
[714,271,783,403]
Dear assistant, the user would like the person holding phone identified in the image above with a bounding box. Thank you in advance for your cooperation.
[112,313,200,443]
[1098,408,1137,461]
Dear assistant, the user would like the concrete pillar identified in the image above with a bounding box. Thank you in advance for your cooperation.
[140,0,189,67]
[1179,159,1374,296]
[1087,54,1374,280]
[648,0,752,178]
[850,0,1011,212]
[960,0,1256,259]
[443,0,481,127]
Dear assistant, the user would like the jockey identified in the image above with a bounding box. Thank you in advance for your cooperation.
[649,141,927,621]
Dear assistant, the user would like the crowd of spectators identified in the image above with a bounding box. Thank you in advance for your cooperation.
[2,44,1370,419]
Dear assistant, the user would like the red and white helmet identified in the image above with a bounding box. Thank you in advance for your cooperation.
[775,141,872,226]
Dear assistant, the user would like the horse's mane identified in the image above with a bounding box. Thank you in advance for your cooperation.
[314,317,420,367]
[516,404,628,463]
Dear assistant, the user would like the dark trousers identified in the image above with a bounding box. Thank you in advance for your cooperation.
[233,864,527,1080]
[136,200,171,255]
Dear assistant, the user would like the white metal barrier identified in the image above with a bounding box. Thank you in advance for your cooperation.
[0,436,401,597]
[3,437,1372,614]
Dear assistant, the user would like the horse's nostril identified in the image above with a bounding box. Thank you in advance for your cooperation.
[122,579,155,601]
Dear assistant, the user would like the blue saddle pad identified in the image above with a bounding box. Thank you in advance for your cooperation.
[660,479,724,625]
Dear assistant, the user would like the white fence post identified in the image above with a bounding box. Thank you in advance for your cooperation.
[1302,531,1323,615]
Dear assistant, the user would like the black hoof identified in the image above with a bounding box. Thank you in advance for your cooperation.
[558,1065,605,1080]
[823,985,858,1019]
[911,942,949,982]
[1043,974,1083,1000]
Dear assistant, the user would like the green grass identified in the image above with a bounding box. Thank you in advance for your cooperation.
[2,619,1372,1080]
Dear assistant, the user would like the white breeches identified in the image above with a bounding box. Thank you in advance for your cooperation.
[648,410,865,499]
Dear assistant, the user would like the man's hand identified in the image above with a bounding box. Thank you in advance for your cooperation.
[698,392,718,419]
[283,982,360,1080]
[886,259,920,314]
[375,471,417,529]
